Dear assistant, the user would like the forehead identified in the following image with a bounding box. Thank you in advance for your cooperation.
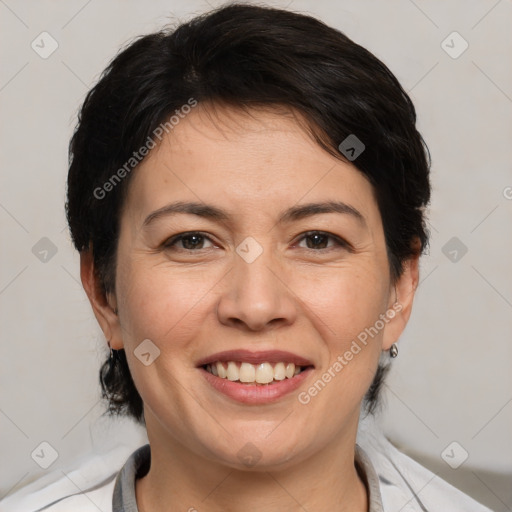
[124,104,378,223]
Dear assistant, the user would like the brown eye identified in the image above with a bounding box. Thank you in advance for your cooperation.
[296,231,349,250]
[163,232,214,251]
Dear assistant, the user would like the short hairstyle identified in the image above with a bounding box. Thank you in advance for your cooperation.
[66,3,431,424]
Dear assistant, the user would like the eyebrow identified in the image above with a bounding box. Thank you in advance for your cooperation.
[142,200,366,228]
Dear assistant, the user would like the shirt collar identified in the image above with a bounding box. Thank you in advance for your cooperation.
[355,444,385,512]
[113,443,384,512]
[112,444,149,512]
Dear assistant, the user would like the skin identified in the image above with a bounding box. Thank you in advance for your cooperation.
[81,103,419,512]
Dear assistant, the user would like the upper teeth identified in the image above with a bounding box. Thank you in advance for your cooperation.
[206,361,302,384]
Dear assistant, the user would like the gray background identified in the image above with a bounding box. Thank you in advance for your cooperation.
[1,0,511,510]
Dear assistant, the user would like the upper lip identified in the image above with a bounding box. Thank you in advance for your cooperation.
[196,349,314,368]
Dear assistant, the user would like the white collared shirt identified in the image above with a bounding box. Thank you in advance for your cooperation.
[2,417,493,512]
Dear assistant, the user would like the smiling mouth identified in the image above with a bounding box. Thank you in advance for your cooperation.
[202,361,313,385]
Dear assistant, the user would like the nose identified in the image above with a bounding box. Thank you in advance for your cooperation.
[216,248,297,332]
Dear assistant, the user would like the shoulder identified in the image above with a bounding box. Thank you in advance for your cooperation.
[357,416,493,512]
[33,479,115,512]
[0,445,136,512]
[1,473,116,512]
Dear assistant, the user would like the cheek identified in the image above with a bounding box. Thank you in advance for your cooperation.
[115,260,217,418]
[294,264,388,406]
[295,263,389,345]
[116,257,218,351]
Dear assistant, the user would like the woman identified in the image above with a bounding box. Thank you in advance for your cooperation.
[25,3,492,511]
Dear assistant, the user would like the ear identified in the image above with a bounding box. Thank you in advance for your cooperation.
[80,250,124,350]
[381,252,420,351]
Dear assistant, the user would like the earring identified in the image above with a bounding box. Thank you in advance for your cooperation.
[389,343,398,358]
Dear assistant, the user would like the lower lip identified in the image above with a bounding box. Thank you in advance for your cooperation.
[199,367,313,404]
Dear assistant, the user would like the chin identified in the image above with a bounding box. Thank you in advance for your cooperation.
[198,428,313,472]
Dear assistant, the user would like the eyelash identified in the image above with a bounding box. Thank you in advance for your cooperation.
[162,230,350,252]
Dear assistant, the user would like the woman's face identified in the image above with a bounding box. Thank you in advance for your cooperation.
[101,104,416,470]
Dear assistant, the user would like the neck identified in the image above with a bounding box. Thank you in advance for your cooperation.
[135,418,368,512]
